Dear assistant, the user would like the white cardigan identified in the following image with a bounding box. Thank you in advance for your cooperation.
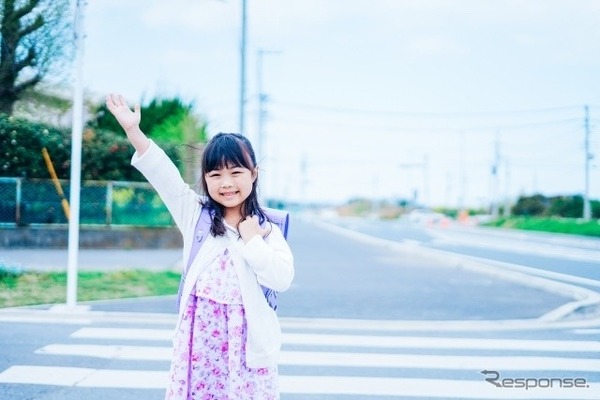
[131,140,295,368]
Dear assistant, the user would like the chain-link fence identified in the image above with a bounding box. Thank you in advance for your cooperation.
[0,177,174,227]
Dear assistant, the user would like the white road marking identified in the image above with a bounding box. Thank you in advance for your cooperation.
[68,327,600,352]
[279,351,600,371]
[280,375,598,399]
[0,366,597,399]
[0,366,167,389]
[71,327,173,341]
[36,344,171,360]
[573,329,600,335]
[3,307,600,331]
[34,343,600,371]
[282,332,600,352]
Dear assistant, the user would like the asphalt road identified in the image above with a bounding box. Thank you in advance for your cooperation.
[0,216,576,321]
[1,215,599,399]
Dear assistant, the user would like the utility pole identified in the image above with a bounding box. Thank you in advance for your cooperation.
[66,0,87,308]
[256,48,281,165]
[300,154,308,209]
[458,131,466,212]
[503,158,511,217]
[398,161,427,207]
[238,0,247,134]
[423,154,430,207]
[491,132,500,219]
[583,105,592,221]
[256,48,281,203]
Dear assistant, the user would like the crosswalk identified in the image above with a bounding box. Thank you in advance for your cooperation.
[1,314,599,399]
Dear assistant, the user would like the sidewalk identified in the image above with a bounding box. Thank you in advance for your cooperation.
[0,248,182,272]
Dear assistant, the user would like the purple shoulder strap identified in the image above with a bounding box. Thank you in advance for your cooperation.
[176,206,289,311]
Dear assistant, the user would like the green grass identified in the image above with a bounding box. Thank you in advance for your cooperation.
[0,268,181,308]
[484,217,600,237]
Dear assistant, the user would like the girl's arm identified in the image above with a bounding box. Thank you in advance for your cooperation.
[105,93,198,234]
[105,93,150,155]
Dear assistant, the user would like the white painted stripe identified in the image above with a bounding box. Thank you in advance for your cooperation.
[70,328,600,353]
[280,351,600,372]
[2,307,600,332]
[282,332,600,352]
[1,366,597,399]
[0,315,93,325]
[281,316,600,332]
[36,344,171,360]
[71,327,173,341]
[0,365,93,386]
[0,366,166,389]
[281,375,599,399]
[78,369,168,388]
[0,308,177,326]
[34,344,600,372]
[574,329,600,335]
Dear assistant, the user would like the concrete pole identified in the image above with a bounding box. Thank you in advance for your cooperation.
[583,105,591,221]
[66,0,86,308]
[238,0,247,134]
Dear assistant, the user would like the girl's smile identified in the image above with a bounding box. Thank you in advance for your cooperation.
[205,165,257,215]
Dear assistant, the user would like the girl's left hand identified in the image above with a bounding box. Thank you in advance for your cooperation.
[239,215,271,243]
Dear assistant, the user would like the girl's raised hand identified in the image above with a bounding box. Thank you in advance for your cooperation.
[239,215,271,243]
[105,93,149,155]
[105,93,141,132]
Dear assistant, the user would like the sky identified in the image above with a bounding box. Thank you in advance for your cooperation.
[80,0,600,208]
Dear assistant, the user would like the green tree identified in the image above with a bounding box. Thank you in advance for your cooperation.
[93,97,207,144]
[0,0,73,115]
[0,114,69,178]
[92,96,207,183]
[547,195,583,218]
[511,194,548,216]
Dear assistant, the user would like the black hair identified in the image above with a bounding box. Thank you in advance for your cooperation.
[200,132,267,236]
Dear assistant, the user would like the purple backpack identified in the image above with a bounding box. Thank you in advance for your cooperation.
[176,206,290,311]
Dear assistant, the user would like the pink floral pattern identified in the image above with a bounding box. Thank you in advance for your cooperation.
[165,250,278,399]
[195,250,243,305]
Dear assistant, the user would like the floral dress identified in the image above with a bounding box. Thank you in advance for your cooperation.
[165,248,278,400]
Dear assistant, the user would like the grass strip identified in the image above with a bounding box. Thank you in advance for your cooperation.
[484,217,600,237]
[0,269,181,308]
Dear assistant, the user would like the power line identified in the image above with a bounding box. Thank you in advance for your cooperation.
[268,114,582,134]
[272,100,583,118]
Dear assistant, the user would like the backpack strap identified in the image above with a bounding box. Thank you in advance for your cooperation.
[263,207,290,239]
[176,206,211,310]
[186,207,212,276]
[177,206,289,311]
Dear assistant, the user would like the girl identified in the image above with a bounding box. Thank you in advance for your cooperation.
[105,93,295,399]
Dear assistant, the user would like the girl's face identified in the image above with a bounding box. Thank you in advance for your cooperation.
[205,163,257,216]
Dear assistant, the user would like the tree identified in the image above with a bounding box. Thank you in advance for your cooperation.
[92,96,208,183]
[511,194,548,216]
[547,195,583,218]
[0,113,70,178]
[93,97,207,144]
[0,0,72,116]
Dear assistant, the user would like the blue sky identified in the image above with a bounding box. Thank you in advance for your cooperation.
[82,0,600,208]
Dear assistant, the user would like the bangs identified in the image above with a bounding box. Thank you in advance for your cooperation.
[202,134,254,173]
